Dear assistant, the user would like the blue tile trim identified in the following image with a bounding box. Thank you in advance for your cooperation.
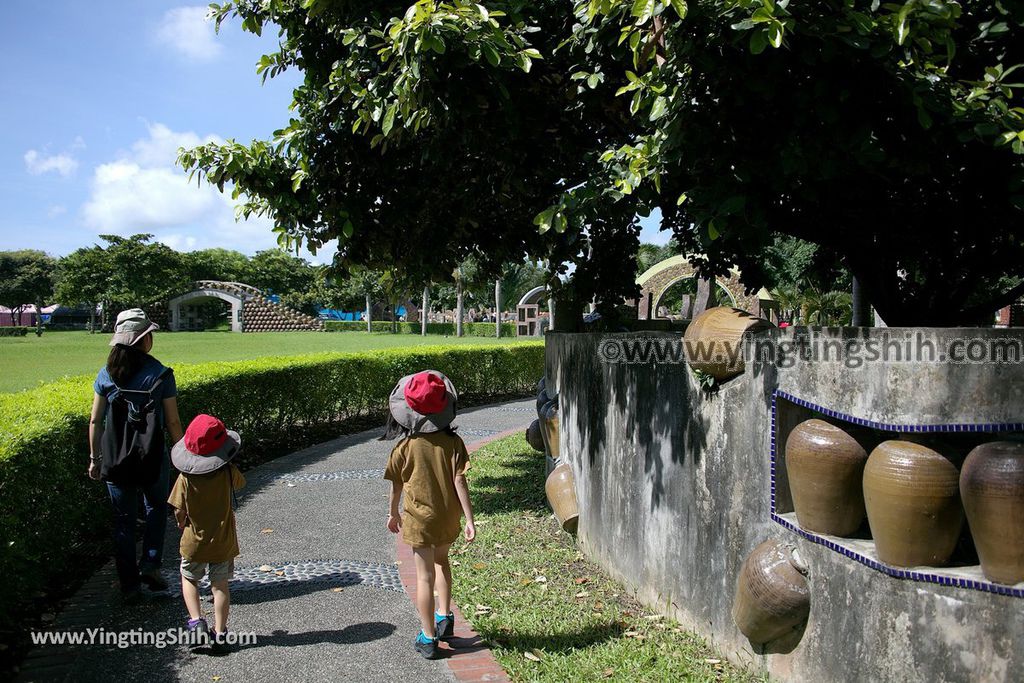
[770,389,1024,599]
[773,389,1024,434]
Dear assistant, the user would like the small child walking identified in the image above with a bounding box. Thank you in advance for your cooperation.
[383,370,476,659]
[167,414,246,652]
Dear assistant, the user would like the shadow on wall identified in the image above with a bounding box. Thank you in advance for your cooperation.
[560,333,712,511]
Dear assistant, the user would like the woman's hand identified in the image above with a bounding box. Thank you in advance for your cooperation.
[87,461,101,481]
[386,514,402,534]
[464,521,476,543]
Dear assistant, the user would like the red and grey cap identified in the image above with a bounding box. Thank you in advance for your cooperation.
[388,370,458,434]
[171,414,241,474]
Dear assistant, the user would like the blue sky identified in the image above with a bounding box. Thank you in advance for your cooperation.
[0,2,667,261]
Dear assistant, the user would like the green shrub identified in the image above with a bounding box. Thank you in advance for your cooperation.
[324,320,517,337]
[0,327,30,337]
[0,342,543,627]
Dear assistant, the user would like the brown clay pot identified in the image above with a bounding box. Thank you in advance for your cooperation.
[732,540,810,647]
[540,401,560,459]
[526,419,545,453]
[960,441,1024,584]
[682,307,773,381]
[785,419,869,536]
[545,461,578,533]
[863,440,963,567]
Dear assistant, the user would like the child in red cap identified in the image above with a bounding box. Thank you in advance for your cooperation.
[382,370,476,659]
[168,414,245,652]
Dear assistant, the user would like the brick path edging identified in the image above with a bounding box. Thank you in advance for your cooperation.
[395,426,524,683]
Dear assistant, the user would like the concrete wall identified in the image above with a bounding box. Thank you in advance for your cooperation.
[546,328,1024,683]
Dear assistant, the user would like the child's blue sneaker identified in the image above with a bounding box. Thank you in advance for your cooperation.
[435,611,455,640]
[414,630,439,659]
[186,618,209,649]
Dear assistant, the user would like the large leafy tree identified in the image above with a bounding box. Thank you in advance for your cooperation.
[178,0,644,327]
[242,248,316,295]
[0,251,56,332]
[552,0,1024,325]
[185,248,251,283]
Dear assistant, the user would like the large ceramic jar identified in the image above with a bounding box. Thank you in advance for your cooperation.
[540,401,560,460]
[682,306,773,381]
[525,419,545,453]
[785,419,869,536]
[545,461,578,533]
[732,539,810,648]
[960,440,1024,584]
[863,440,963,567]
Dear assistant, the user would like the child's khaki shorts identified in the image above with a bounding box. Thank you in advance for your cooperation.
[180,557,234,584]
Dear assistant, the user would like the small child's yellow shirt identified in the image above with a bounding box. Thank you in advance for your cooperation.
[385,432,470,548]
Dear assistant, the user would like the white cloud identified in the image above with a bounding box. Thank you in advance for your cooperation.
[81,122,281,255]
[24,149,78,176]
[155,6,223,62]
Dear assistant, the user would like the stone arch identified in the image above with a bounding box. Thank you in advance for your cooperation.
[518,286,547,307]
[168,287,245,332]
[637,255,757,319]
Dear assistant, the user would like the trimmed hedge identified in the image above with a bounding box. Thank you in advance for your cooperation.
[324,320,517,337]
[0,327,30,337]
[0,342,543,626]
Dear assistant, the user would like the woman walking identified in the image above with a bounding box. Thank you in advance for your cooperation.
[88,308,184,603]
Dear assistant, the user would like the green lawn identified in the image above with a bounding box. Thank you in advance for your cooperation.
[452,436,763,683]
[0,330,530,394]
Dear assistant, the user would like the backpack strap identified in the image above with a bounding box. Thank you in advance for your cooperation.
[111,366,172,397]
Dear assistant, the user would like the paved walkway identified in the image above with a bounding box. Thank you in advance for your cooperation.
[18,399,535,683]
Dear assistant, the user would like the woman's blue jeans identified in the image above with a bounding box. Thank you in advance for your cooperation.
[106,455,170,592]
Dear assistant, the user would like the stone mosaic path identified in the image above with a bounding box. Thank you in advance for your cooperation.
[17,399,533,683]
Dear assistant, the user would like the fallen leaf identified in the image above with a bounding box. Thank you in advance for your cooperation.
[575,591,590,598]
[520,578,533,586]
[472,562,488,570]
[643,614,664,621]
[275,571,285,576]
[704,658,721,665]
[474,604,492,614]
[624,630,640,637]
[452,560,461,567]
[602,668,615,678]
[593,601,604,611]
[258,565,274,572]
[574,577,590,585]
[261,528,274,534]
[286,482,296,487]
[534,575,547,583]
[524,649,544,662]
[331,587,344,593]
[212,678,221,682]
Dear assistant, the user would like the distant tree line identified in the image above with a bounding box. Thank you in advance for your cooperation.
[0,234,548,333]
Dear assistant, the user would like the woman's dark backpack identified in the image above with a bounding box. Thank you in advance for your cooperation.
[100,368,171,486]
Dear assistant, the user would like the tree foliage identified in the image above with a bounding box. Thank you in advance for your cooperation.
[178,0,645,326]
[553,0,1024,324]
[0,251,56,328]
[179,0,1024,326]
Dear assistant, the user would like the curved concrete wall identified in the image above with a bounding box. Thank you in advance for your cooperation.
[546,328,1024,683]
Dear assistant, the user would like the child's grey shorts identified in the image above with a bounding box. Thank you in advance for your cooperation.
[180,557,235,583]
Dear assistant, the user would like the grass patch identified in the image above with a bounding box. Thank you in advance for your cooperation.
[0,330,531,393]
[452,435,764,682]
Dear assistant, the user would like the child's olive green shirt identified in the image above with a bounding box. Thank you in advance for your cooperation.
[168,464,246,563]
[385,431,470,548]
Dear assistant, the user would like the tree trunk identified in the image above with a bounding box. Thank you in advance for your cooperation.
[851,277,872,327]
[392,297,398,334]
[422,286,428,336]
[89,303,96,334]
[365,293,372,332]
[34,300,43,337]
[495,280,502,338]
[456,278,464,337]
